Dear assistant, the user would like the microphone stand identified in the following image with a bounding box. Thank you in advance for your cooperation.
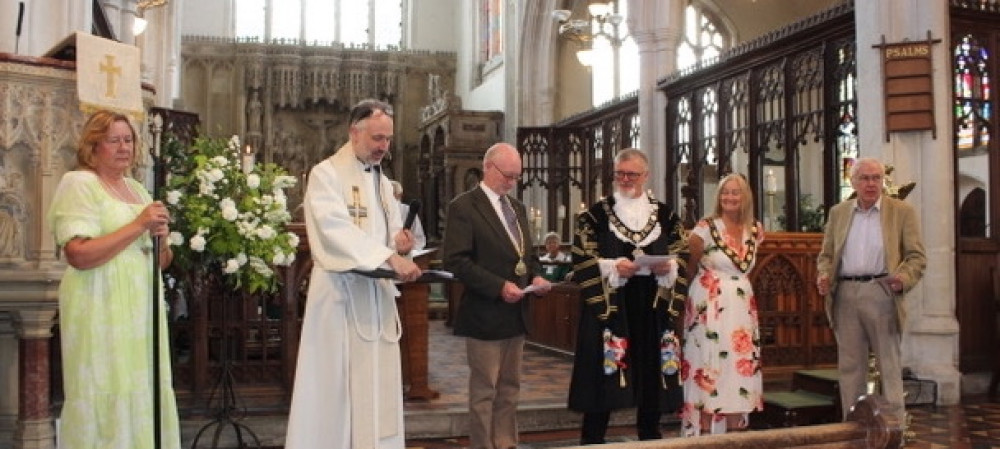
[15,2,24,55]
[149,115,164,449]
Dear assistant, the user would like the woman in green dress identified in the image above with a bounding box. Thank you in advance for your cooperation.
[47,110,180,448]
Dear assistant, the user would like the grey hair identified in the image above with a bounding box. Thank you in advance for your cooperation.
[850,158,885,179]
[614,148,649,168]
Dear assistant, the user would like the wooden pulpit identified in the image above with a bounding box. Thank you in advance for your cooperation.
[395,248,441,400]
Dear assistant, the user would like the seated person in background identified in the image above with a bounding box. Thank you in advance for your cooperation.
[539,231,571,282]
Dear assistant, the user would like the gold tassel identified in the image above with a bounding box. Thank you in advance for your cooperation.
[666,297,679,317]
[661,374,667,390]
[619,369,627,388]
[652,286,666,308]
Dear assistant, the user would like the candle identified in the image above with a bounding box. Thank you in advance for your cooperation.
[579,202,586,212]
[766,169,777,194]
[242,145,255,175]
[558,205,566,219]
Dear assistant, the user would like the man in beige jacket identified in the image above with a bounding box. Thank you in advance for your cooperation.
[816,157,926,429]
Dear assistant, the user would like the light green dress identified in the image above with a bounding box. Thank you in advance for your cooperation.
[47,170,180,449]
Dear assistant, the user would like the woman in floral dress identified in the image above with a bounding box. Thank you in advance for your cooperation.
[681,173,764,436]
[47,110,180,448]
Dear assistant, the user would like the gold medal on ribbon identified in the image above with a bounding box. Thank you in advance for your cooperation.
[515,260,527,276]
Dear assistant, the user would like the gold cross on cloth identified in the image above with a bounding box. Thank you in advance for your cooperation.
[349,186,368,226]
[98,54,122,98]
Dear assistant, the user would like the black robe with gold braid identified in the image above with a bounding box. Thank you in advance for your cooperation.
[567,194,688,413]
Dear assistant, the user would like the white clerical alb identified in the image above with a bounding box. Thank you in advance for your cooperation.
[286,141,406,449]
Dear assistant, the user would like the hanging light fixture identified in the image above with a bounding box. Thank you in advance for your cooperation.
[132,16,148,35]
[551,2,624,66]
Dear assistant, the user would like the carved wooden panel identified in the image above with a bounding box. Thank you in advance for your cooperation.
[527,283,581,353]
[750,232,836,379]
[526,233,832,380]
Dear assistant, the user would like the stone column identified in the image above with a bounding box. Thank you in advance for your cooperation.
[0,313,17,444]
[11,309,57,449]
[854,0,959,405]
[516,0,558,127]
[627,0,684,199]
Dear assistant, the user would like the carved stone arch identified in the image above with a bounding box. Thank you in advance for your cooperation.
[0,190,27,260]
[419,132,432,178]
[518,0,559,126]
[182,57,213,73]
[433,125,446,154]
[750,252,806,366]
[751,253,804,312]
[49,102,86,160]
[960,187,986,238]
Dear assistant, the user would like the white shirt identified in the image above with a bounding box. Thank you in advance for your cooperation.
[840,197,887,276]
[597,192,676,288]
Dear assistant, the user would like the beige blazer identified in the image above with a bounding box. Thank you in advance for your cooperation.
[816,195,927,330]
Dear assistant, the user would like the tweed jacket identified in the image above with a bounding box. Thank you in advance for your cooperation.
[816,195,926,330]
[442,185,542,340]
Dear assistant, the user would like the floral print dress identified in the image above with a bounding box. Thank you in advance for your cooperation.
[680,218,763,436]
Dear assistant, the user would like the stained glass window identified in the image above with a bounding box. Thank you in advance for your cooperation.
[954,34,993,238]
[482,0,503,62]
[954,35,991,154]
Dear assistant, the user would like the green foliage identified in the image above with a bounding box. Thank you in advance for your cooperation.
[160,135,298,293]
[776,194,826,232]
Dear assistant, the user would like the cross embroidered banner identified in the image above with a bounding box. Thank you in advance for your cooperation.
[75,32,143,120]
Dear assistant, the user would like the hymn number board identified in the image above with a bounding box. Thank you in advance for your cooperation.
[873,33,942,142]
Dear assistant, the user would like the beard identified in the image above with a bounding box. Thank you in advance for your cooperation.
[616,184,644,199]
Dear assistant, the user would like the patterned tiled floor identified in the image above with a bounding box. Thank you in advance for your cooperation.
[405,319,572,413]
[904,400,1000,449]
[406,319,1000,448]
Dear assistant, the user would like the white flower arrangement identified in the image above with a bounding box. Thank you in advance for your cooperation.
[161,135,298,293]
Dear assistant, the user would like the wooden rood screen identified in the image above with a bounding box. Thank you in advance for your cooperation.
[656,3,855,377]
[518,6,854,379]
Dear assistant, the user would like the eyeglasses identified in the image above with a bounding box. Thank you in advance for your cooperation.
[491,164,522,182]
[104,135,134,145]
[349,100,394,126]
[613,170,645,180]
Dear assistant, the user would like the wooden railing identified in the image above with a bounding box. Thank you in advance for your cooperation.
[517,96,639,241]
[561,395,901,449]
[659,2,856,229]
[525,232,834,380]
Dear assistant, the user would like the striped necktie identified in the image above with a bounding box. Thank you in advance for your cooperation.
[499,195,522,250]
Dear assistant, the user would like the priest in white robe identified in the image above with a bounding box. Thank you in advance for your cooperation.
[286,99,421,449]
